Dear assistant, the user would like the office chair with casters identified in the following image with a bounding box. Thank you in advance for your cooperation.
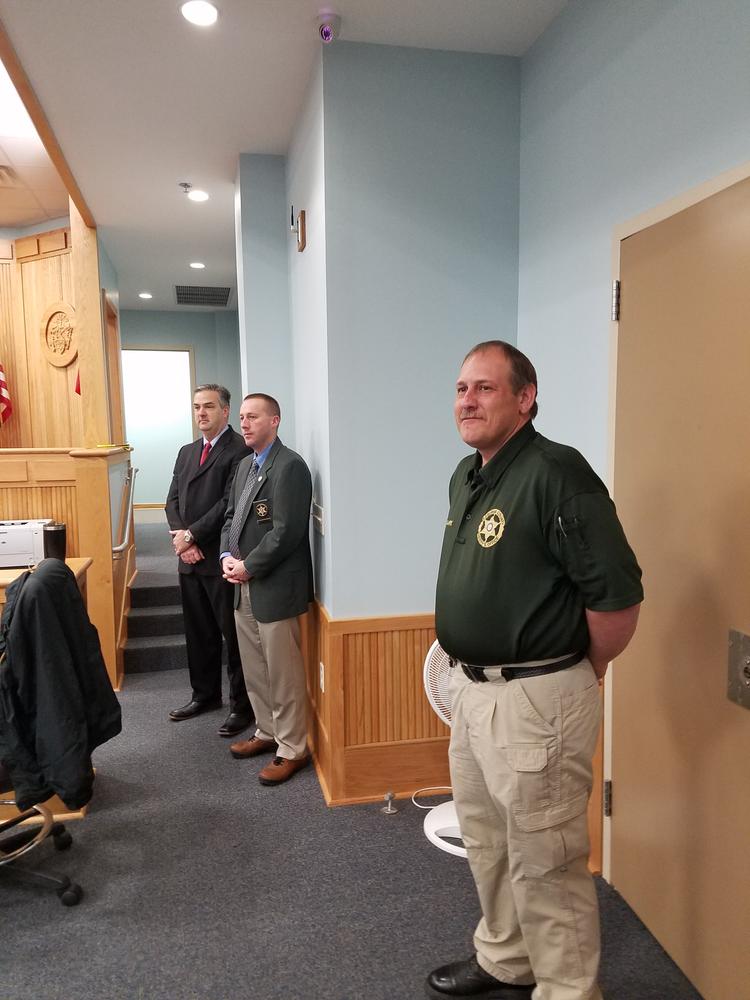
[0,760,83,906]
[0,559,121,908]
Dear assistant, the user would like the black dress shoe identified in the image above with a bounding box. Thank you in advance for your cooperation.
[217,712,254,737]
[168,698,222,721]
[425,955,534,999]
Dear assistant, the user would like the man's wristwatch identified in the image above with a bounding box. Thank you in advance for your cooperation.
[183,530,193,544]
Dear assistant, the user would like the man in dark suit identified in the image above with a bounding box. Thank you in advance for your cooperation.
[165,383,254,737]
[220,393,313,786]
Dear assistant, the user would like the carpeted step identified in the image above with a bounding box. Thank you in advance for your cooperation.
[127,604,184,638]
[124,634,187,673]
[129,580,181,608]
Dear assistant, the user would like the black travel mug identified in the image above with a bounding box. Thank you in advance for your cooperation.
[43,521,67,561]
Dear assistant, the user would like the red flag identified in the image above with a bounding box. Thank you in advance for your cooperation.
[75,369,81,395]
[0,364,12,423]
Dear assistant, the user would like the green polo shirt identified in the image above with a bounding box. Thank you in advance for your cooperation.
[435,422,643,665]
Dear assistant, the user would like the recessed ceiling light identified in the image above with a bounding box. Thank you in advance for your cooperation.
[138,292,153,299]
[189,261,206,269]
[180,2,218,27]
[187,189,209,202]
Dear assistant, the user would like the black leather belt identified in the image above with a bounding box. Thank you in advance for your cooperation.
[459,651,585,683]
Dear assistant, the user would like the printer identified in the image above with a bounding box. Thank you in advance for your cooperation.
[0,519,53,568]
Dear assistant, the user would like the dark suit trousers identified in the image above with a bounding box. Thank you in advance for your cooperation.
[179,572,251,715]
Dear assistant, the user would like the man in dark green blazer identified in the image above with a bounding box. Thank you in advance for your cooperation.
[220,393,313,786]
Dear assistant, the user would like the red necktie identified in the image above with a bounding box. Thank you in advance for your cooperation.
[200,441,212,466]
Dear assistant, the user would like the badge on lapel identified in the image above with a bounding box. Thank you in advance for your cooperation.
[253,499,272,523]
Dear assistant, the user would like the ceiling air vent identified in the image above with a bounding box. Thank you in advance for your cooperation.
[174,285,231,307]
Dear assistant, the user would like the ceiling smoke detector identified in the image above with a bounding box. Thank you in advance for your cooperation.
[316,10,341,44]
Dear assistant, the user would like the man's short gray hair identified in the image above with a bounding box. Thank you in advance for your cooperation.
[194,384,231,408]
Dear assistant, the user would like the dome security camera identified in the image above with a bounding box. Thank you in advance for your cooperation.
[316,10,341,44]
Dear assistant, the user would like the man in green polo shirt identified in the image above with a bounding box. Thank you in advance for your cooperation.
[426,341,643,1000]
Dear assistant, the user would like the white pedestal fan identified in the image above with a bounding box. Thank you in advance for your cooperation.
[421,640,467,859]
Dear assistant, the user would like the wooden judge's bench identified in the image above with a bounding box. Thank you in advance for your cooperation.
[0,210,135,691]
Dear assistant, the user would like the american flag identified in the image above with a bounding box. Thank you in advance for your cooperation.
[0,364,11,424]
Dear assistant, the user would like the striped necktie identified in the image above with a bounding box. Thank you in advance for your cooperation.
[227,458,259,557]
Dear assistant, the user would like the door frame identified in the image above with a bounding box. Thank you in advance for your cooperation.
[120,344,197,509]
[603,157,750,879]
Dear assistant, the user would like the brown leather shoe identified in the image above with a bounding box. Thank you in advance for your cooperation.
[229,736,278,759]
[258,755,311,786]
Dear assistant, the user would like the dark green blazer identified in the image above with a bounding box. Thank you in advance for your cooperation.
[220,437,313,622]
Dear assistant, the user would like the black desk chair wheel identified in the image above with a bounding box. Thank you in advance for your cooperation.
[0,763,83,906]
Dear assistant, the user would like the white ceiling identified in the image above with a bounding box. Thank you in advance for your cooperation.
[0,61,69,227]
[0,0,567,310]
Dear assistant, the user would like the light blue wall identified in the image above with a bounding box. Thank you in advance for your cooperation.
[120,309,243,501]
[235,154,295,443]
[0,216,69,239]
[321,42,520,616]
[98,238,118,301]
[518,0,750,477]
[286,54,332,609]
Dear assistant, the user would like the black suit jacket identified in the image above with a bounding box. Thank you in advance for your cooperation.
[166,426,251,576]
[220,437,313,621]
[0,560,122,810]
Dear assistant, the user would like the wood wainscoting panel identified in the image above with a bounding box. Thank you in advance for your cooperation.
[342,625,444,746]
[305,605,449,805]
[30,459,77,482]
[14,236,39,259]
[0,462,28,482]
[0,262,27,448]
[21,249,83,448]
[0,486,79,554]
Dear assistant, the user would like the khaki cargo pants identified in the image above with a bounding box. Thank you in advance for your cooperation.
[449,658,603,1000]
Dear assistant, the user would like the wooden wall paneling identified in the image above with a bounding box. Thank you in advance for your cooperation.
[342,738,451,803]
[103,295,125,445]
[0,486,79,554]
[342,623,439,747]
[73,451,120,686]
[0,262,21,449]
[0,261,30,448]
[327,630,346,801]
[61,249,83,445]
[14,236,39,259]
[11,258,33,447]
[38,231,67,255]
[70,202,109,447]
[34,460,76,481]
[308,609,450,805]
[0,461,28,482]
[21,252,76,448]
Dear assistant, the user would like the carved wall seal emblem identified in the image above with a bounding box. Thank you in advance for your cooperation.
[40,301,77,367]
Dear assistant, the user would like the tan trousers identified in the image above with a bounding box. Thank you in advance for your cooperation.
[234,583,307,760]
[449,659,603,1000]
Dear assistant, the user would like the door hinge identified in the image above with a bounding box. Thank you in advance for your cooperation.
[611,280,620,321]
[604,779,613,817]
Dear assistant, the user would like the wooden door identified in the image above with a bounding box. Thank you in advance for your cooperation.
[612,176,750,999]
